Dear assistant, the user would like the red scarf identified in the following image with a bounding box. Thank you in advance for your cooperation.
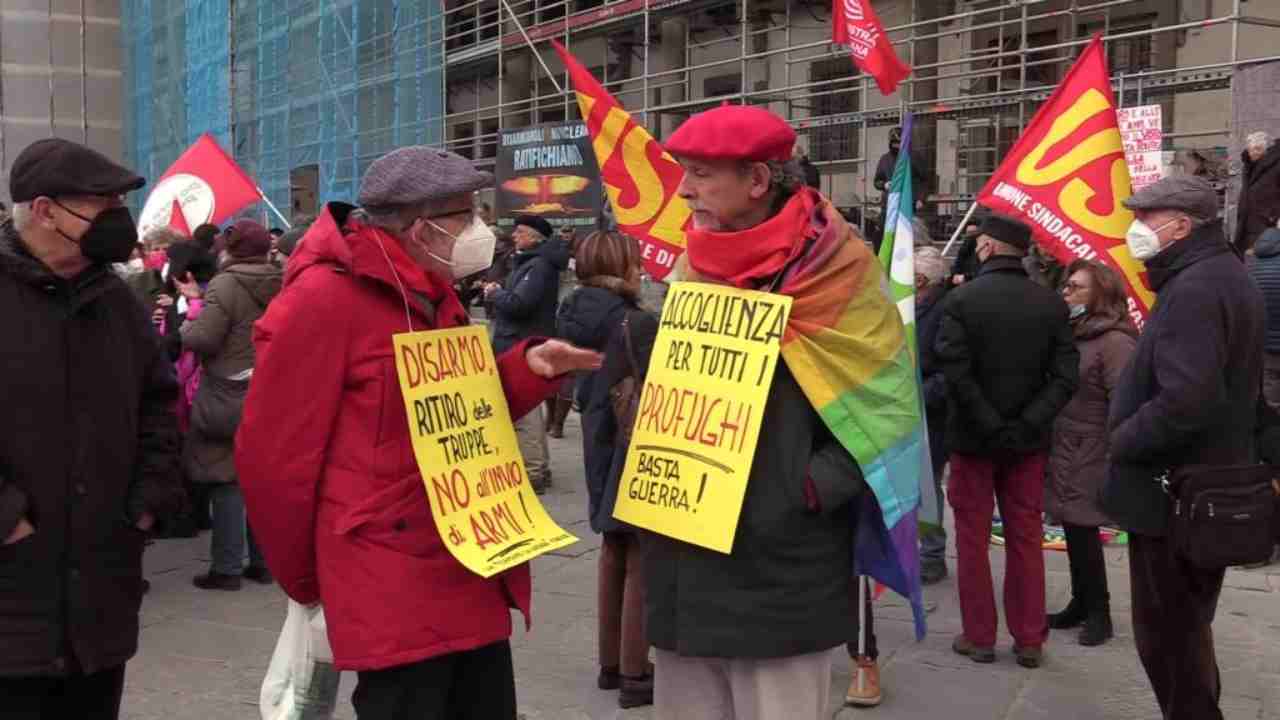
[685,188,818,288]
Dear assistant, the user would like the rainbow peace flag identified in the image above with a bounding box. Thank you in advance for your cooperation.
[777,199,928,640]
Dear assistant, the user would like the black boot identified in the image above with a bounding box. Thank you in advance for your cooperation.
[1047,597,1087,629]
[1079,593,1113,646]
[1079,611,1113,646]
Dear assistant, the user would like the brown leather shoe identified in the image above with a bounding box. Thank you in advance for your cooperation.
[845,655,882,707]
[1012,644,1043,668]
[952,635,995,663]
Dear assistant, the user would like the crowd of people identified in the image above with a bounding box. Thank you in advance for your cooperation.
[1,108,1279,720]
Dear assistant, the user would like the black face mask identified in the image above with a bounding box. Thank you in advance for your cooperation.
[53,201,139,264]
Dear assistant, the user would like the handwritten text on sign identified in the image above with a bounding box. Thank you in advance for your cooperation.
[393,326,576,577]
[612,283,793,553]
[1117,105,1165,192]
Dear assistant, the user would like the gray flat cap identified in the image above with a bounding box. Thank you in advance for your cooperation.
[358,146,492,208]
[1122,175,1218,221]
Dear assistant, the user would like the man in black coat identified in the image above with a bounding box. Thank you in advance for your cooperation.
[1104,175,1264,720]
[1235,131,1280,253]
[484,214,567,492]
[873,127,928,254]
[0,139,183,718]
[935,214,1079,669]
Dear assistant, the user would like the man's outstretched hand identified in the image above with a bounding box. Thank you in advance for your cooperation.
[526,340,603,379]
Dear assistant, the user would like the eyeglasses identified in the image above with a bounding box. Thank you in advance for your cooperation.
[1062,281,1090,293]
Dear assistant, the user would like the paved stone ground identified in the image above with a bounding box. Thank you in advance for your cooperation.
[122,412,1280,719]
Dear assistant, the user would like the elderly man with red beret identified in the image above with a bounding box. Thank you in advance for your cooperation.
[634,105,906,718]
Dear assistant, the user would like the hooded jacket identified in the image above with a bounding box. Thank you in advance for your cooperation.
[181,258,283,486]
[0,220,182,677]
[490,238,570,353]
[1105,221,1264,535]
[235,203,559,671]
[1045,312,1136,528]
[1236,142,1280,252]
[181,259,282,378]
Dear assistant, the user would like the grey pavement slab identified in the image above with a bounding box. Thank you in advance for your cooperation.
[121,413,1280,719]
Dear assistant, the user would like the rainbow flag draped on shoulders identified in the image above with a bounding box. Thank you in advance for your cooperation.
[771,197,928,640]
[557,40,927,638]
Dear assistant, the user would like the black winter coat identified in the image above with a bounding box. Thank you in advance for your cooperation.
[916,285,949,467]
[936,256,1080,456]
[556,284,648,533]
[490,240,569,354]
[643,357,864,659]
[0,221,183,677]
[1236,143,1280,252]
[1105,222,1264,536]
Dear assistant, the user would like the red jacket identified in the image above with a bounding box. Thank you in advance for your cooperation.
[236,203,558,671]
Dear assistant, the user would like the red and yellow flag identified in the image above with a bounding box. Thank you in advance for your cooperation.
[976,35,1153,328]
[552,40,688,280]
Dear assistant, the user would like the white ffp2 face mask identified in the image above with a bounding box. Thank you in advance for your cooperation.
[1124,218,1177,262]
[425,217,497,280]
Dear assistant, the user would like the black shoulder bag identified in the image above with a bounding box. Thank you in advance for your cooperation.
[1163,464,1276,569]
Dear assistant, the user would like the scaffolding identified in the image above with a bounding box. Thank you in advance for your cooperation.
[122,0,446,220]
[441,0,1280,240]
[120,0,1280,234]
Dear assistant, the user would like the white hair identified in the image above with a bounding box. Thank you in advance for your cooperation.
[1247,131,1270,150]
[914,246,951,286]
[11,202,33,231]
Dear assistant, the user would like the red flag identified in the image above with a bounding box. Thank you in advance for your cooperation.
[975,35,1152,328]
[832,0,911,95]
[137,134,262,239]
[167,198,191,236]
[553,40,688,280]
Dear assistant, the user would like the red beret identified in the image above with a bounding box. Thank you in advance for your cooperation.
[665,105,796,162]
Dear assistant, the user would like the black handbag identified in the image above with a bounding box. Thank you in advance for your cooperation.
[1163,463,1276,569]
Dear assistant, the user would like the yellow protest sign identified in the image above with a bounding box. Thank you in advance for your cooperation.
[393,325,577,577]
[612,282,792,553]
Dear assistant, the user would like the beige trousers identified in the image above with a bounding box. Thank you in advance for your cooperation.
[513,404,549,485]
[653,648,834,720]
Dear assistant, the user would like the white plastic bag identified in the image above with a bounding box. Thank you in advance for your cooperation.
[260,600,342,720]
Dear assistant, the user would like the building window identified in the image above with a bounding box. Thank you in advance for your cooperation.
[479,118,500,159]
[446,5,477,51]
[453,123,476,159]
[808,57,860,163]
[703,73,742,100]
[1080,16,1157,75]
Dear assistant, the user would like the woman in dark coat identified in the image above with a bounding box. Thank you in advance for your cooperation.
[179,221,283,591]
[556,230,656,709]
[1045,260,1137,647]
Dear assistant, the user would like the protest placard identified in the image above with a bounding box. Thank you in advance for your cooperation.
[612,282,793,553]
[393,326,577,578]
[1117,105,1164,191]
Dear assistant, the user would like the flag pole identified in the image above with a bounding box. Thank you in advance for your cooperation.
[942,201,979,256]
[857,575,868,676]
[257,188,292,229]
[500,0,564,95]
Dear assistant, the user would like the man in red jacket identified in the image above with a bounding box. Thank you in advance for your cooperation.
[236,146,600,720]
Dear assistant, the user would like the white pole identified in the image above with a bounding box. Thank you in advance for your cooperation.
[499,0,564,95]
[258,189,292,229]
[942,201,979,256]
[857,575,867,662]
